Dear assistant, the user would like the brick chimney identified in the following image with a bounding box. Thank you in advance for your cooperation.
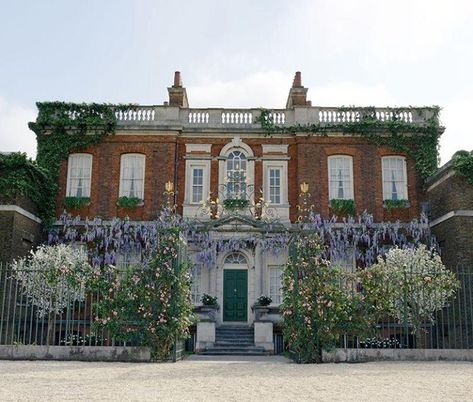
[285,71,311,108]
[167,71,189,107]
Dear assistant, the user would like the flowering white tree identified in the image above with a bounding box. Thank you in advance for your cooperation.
[371,245,459,332]
[11,244,91,333]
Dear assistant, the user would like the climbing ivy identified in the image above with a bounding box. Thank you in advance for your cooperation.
[0,152,55,223]
[256,107,442,180]
[27,102,135,225]
[452,150,473,185]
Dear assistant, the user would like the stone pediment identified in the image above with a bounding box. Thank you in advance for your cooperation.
[207,215,266,230]
[206,214,286,232]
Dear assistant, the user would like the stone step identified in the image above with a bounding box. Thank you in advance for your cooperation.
[200,350,266,356]
[216,332,254,336]
[211,344,261,350]
[214,342,255,347]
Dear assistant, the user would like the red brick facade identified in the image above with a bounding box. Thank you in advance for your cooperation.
[57,134,424,223]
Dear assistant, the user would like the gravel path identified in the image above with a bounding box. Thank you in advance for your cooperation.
[0,356,472,401]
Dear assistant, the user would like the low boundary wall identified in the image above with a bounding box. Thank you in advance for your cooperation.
[0,346,151,362]
[323,348,473,363]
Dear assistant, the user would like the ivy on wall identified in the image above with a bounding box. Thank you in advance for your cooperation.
[0,152,55,222]
[256,107,442,180]
[26,102,135,225]
[452,150,473,185]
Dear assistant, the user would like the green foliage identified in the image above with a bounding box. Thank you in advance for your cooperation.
[28,102,135,225]
[223,198,249,210]
[255,295,272,306]
[89,231,194,361]
[0,152,56,225]
[117,196,142,209]
[330,199,356,216]
[281,235,458,363]
[452,150,473,185]
[257,107,442,179]
[201,293,218,306]
[281,234,376,363]
[383,199,409,210]
[64,196,90,209]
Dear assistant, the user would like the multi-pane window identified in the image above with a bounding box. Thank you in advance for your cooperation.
[328,155,353,200]
[226,151,247,199]
[269,168,281,204]
[224,252,248,265]
[119,154,145,199]
[269,266,283,305]
[66,154,92,197]
[191,268,201,304]
[382,156,407,200]
[191,168,204,203]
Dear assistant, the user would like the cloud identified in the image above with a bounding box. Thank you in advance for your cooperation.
[310,82,395,107]
[286,0,473,67]
[187,71,292,108]
[439,100,473,164]
[187,71,395,109]
[0,97,36,158]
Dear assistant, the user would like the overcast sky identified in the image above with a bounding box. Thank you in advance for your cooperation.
[1,0,472,164]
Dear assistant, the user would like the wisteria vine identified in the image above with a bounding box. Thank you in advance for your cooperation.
[49,208,437,270]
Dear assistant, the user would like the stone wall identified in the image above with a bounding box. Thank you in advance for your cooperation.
[427,165,473,270]
[427,165,473,348]
[0,196,42,263]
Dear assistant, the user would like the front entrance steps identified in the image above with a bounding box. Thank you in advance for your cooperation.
[199,326,266,356]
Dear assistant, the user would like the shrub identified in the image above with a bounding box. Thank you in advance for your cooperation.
[255,295,272,306]
[201,294,218,307]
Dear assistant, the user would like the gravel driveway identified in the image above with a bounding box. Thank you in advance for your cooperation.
[0,356,472,401]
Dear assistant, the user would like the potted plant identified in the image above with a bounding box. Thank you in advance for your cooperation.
[198,294,219,321]
[253,295,272,320]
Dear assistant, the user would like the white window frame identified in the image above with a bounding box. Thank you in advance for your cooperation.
[66,153,93,198]
[119,154,146,200]
[328,155,354,201]
[382,156,408,201]
[268,265,283,305]
[269,168,281,205]
[218,139,255,203]
[191,167,205,204]
[263,162,288,206]
[184,160,210,206]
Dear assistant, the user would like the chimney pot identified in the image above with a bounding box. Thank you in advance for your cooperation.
[293,71,302,87]
[174,71,182,87]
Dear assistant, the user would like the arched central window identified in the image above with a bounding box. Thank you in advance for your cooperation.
[224,252,248,265]
[226,151,247,199]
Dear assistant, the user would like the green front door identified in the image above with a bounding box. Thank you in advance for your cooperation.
[223,269,248,321]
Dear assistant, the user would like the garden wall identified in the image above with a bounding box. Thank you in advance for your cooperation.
[322,348,473,363]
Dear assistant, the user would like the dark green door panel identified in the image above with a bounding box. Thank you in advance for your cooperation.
[223,270,248,321]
